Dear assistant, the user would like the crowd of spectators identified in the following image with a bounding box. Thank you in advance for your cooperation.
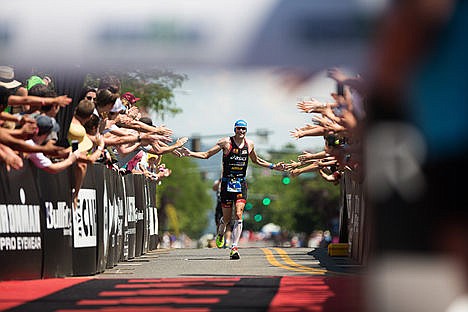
[0,65,187,208]
[284,67,366,186]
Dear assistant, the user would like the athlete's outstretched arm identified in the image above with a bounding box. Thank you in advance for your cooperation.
[181,137,227,159]
[249,145,285,171]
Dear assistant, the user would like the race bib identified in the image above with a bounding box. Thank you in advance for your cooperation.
[227,179,242,192]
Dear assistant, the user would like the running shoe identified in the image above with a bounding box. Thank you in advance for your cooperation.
[215,235,225,248]
[230,246,240,260]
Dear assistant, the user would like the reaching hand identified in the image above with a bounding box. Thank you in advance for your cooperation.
[0,144,23,171]
[296,98,326,113]
[298,151,313,162]
[175,147,191,157]
[327,68,347,83]
[272,161,286,171]
[175,137,188,148]
[154,125,173,136]
[288,168,301,177]
[284,160,302,170]
[43,140,65,154]
[55,95,72,107]
[289,128,303,139]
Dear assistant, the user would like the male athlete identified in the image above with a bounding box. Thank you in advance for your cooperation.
[182,120,284,259]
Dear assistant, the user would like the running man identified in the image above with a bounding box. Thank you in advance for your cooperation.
[182,120,285,259]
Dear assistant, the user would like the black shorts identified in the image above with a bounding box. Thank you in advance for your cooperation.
[220,180,248,205]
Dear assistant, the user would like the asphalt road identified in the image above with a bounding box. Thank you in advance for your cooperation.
[1,246,364,311]
[97,246,340,279]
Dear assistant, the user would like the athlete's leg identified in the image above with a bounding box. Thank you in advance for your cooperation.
[218,202,233,236]
[231,199,245,247]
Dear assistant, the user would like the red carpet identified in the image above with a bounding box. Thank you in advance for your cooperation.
[0,278,89,311]
[269,276,363,312]
[0,276,363,311]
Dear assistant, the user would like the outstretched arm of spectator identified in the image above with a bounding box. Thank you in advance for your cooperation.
[41,151,79,174]
[298,150,329,162]
[0,143,23,171]
[8,94,72,108]
[289,161,320,177]
[0,128,64,154]
[319,168,341,185]
[296,98,328,113]
[146,137,188,155]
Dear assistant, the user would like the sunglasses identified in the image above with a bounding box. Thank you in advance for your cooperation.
[86,96,96,101]
[235,127,247,131]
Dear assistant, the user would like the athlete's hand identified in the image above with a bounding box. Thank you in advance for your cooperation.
[272,161,286,171]
[177,147,191,157]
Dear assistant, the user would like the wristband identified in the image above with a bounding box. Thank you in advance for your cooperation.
[269,163,274,169]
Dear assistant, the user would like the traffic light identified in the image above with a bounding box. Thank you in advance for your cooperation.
[245,202,253,211]
[282,176,291,185]
[262,197,271,206]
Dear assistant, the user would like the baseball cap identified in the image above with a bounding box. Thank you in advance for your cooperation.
[234,119,247,128]
[35,115,60,136]
[110,98,126,113]
[26,75,46,91]
[0,66,21,89]
[121,92,140,105]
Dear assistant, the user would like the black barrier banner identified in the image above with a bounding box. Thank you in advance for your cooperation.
[103,168,118,269]
[93,164,107,273]
[112,171,124,267]
[0,162,43,280]
[133,175,146,257]
[124,174,136,260]
[72,164,98,276]
[117,175,127,262]
[143,180,149,254]
[36,167,73,278]
[147,180,158,250]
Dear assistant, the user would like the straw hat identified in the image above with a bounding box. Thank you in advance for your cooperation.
[68,122,93,152]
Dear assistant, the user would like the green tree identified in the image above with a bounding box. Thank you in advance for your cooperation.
[120,69,187,119]
[157,154,212,239]
[84,68,187,120]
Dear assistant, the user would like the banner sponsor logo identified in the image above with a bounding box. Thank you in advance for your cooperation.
[45,201,71,232]
[73,189,97,248]
[127,196,136,222]
[0,188,41,251]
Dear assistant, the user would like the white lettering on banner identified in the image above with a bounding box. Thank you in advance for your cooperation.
[0,236,41,251]
[149,207,154,235]
[46,201,71,230]
[103,183,109,255]
[73,189,97,248]
[153,207,158,235]
[126,197,136,222]
[0,204,40,234]
[137,211,144,221]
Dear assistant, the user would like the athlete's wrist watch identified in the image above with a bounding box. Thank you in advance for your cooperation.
[269,163,274,169]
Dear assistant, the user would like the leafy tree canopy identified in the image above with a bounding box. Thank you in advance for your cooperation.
[84,68,188,120]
